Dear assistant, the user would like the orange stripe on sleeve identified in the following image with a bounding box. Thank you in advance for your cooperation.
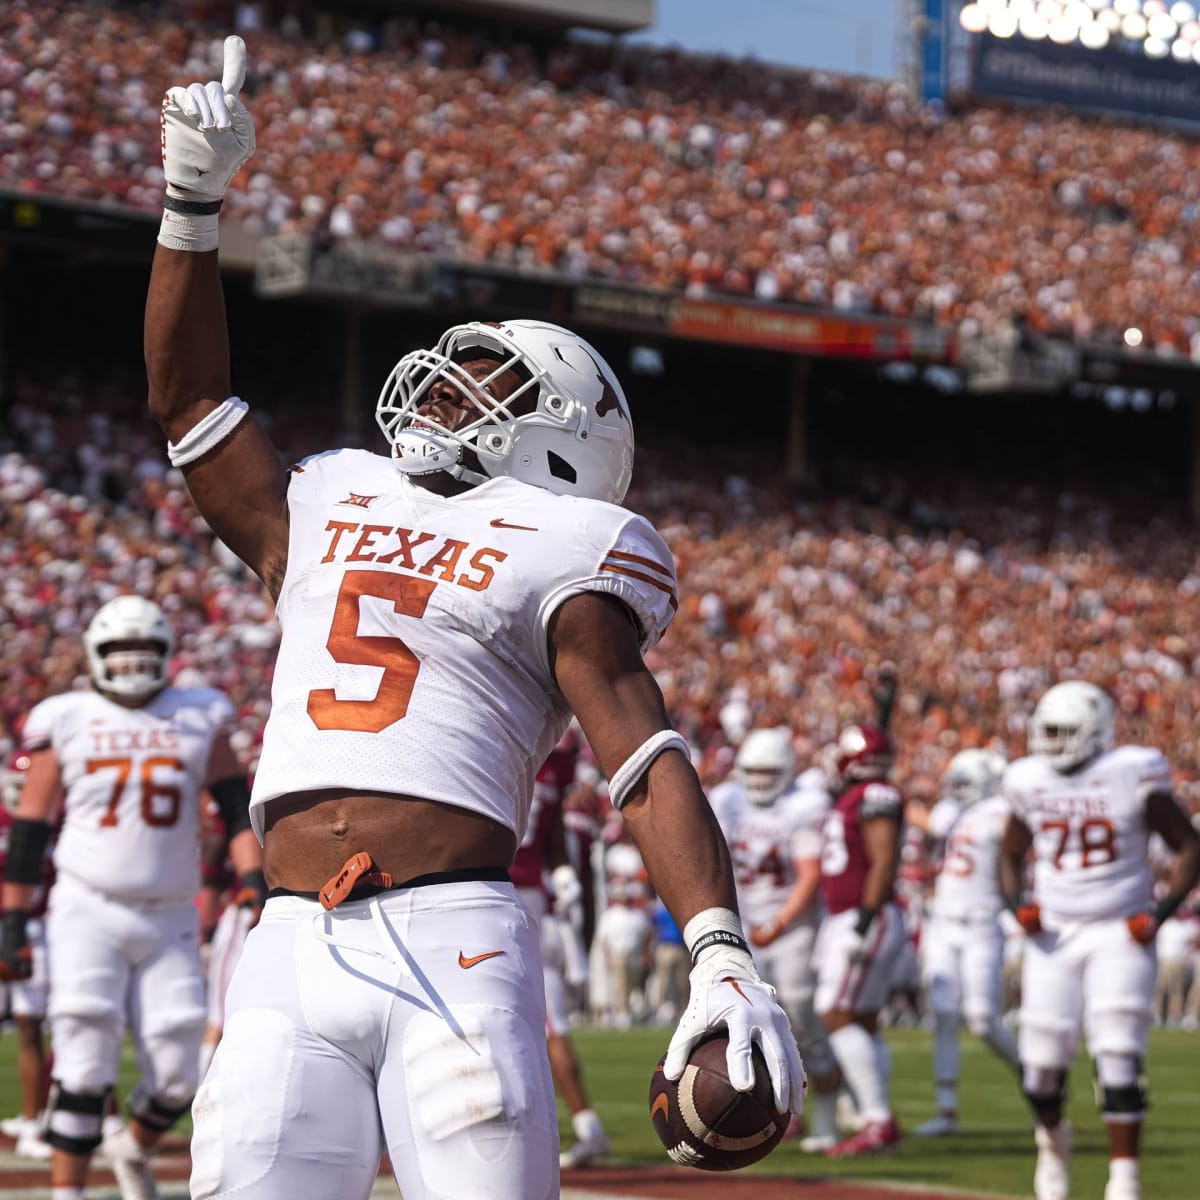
[599,563,679,611]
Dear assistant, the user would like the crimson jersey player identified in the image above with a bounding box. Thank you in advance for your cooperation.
[815,724,907,1156]
[511,737,611,1170]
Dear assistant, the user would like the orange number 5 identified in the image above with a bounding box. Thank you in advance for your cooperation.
[307,571,436,733]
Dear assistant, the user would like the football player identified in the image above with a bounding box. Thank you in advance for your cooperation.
[0,596,265,1200]
[710,728,842,1150]
[511,737,611,1170]
[813,724,906,1157]
[1000,682,1200,1200]
[910,748,1019,1136]
[146,36,803,1200]
[0,751,54,1161]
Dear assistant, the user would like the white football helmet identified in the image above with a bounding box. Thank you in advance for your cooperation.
[1028,681,1114,772]
[941,748,1006,809]
[84,596,174,701]
[735,727,796,806]
[376,319,634,505]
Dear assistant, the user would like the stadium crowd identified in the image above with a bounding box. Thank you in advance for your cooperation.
[8,1,1200,351]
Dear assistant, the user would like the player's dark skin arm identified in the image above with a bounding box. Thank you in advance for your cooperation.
[1146,791,1200,912]
[999,814,1034,908]
[860,814,900,912]
[145,245,290,596]
[549,592,739,931]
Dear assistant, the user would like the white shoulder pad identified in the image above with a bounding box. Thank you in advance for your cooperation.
[1111,744,1173,802]
[20,693,74,754]
[926,798,961,841]
[539,508,678,655]
[861,781,903,819]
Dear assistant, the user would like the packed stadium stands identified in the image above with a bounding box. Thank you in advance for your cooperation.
[8,0,1200,351]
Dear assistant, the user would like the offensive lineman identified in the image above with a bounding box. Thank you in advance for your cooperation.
[909,748,1020,1136]
[710,728,842,1150]
[813,724,906,1157]
[0,597,265,1200]
[1000,682,1200,1200]
[146,36,803,1200]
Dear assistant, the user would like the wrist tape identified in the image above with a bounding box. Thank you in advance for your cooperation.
[683,906,750,965]
[158,194,223,253]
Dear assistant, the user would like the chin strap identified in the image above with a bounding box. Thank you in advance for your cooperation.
[391,428,489,487]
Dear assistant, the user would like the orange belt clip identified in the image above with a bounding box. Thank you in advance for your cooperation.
[319,852,395,911]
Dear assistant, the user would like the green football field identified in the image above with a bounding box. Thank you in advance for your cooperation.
[0,1024,1194,1197]
[556,1024,1200,1197]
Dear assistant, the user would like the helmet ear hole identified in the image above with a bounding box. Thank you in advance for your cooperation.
[546,451,577,485]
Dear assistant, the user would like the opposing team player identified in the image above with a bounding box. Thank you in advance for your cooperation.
[711,728,842,1150]
[1000,682,1200,1200]
[0,597,265,1200]
[147,36,803,1200]
[511,737,611,1170]
[0,751,54,1161]
[910,748,1019,1136]
[813,724,906,1157]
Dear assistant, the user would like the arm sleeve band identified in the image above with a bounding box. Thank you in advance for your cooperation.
[209,775,253,838]
[4,820,52,885]
[607,730,691,810]
[166,397,249,467]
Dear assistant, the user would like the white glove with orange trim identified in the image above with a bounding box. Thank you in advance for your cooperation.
[663,942,806,1117]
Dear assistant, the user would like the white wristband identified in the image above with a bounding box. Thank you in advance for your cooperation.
[158,209,219,253]
[607,730,690,810]
[167,398,249,467]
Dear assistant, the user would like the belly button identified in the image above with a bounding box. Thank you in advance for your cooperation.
[332,819,350,838]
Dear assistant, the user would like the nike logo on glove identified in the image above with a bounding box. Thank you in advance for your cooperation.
[459,949,506,969]
[489,518,538,531]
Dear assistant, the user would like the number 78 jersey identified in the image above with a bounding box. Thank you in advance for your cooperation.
[1002,745,1168,922]
[251,449,678,843]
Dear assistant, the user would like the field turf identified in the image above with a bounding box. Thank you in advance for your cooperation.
[557,1024,1200,1197]
[0,1024,1193,1196]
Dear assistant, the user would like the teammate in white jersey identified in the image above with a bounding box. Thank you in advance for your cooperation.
[1000,682,1200,1200]
[909,748,1019,1137]
[0,596,265,1200]
[710,729,841,1150]
[145,36,803,1200]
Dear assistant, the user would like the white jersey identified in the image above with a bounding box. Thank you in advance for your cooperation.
[22,686,234,902]
[710,777,828,928]
[252,449,677,843]
[1003,745,1169,922]
[929,794,1010,921]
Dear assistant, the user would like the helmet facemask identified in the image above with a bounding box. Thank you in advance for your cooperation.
[735,728,796,806]
[84,596,174,704]
[1029,682,1114,772]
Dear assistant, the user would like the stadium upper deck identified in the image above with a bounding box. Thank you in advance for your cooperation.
[5,0,1200,355]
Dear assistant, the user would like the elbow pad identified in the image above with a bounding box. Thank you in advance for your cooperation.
[209,776,253,838]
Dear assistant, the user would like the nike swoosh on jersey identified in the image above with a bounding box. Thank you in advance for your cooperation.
[488,518,538,531]
[458,949,506,969]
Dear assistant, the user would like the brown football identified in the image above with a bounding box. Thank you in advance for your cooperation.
[647,1033,788,1171]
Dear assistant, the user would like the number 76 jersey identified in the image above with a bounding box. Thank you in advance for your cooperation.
[1002,745,1168,923]
[251,449,678,843]
[22,685,235,902]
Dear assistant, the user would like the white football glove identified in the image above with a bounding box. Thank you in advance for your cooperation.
[161,35,256,203]
[843,925,868,965]
[664,944,806,1116]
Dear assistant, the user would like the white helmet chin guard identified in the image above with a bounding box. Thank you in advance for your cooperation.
[941,747,1006,809]
[376,320,634,505]
[84,596,174,701]
[735,727,796,806]
[1028,681,1115,772]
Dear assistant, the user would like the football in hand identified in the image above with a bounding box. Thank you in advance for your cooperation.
[648,1033,788,1171]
